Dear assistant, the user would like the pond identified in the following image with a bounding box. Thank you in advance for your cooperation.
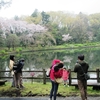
[0,47,100,81]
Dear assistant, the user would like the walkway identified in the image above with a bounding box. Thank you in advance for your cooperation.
[0,96,100,100]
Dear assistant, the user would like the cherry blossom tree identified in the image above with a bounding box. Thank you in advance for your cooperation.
[0,17,47,48]
[62,34,72,42]
[0,18,46,35]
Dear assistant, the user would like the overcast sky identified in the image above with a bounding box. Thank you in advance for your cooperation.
[0,0,100,18]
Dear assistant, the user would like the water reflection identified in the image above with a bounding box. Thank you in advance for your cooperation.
[20,47,100,70]
[0,47,100,79]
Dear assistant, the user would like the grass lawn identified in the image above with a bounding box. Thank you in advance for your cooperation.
[0,82,100,97]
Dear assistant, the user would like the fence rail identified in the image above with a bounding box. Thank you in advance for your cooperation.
[0,69,100,89]
[68,69,100,90]
[0,69,48,84]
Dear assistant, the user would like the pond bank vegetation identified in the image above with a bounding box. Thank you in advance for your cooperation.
[0,82,100,97]
[0,42,100,55]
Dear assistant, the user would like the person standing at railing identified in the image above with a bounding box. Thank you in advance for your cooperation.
[9,55,16,87]
[74,54,89,100]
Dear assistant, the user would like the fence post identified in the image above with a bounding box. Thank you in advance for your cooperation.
[68,69,71,85]
[43,69,46,84]
[96,69,100,83]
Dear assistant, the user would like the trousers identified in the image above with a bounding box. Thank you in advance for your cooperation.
[78,80,87,100]
[15,72,23,88]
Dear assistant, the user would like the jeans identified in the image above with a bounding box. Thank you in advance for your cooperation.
[50,80,59,100]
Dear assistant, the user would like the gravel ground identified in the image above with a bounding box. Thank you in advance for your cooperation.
[0,96,100,100]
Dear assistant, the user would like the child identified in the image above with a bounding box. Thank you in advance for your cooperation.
[62,67,70,86]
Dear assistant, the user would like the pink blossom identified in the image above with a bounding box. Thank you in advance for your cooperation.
[30,72,35,76]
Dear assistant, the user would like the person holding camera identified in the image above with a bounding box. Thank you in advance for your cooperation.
[13,58,25,89]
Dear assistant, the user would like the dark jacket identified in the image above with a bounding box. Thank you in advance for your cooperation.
[74,60,89,80]
[13,60,24,73]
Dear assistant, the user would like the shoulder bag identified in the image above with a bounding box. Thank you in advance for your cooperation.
[79,63,90,80]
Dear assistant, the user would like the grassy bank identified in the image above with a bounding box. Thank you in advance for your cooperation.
[0,42,100,55]
[0,82,100,97]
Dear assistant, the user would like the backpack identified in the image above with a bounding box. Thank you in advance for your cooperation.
[13,60,24,71]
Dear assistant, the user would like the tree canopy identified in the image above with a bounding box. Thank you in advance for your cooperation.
[0,9,100,49]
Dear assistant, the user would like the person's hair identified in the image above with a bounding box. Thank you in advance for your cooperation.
[54,62,64,72]
[54,66,59,72]
[9,55,15,61]
[57,63,64,68]
[78,55,84,61]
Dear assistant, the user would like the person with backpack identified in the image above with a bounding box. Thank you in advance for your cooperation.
[13,58,25,89]
[49,60,64,100]
[74,55,89,100]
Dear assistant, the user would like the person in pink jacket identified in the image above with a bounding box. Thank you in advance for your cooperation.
[49,59,64,100]
[46,59,61,77]
[50,59,63,81]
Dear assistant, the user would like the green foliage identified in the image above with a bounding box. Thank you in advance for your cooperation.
[15,48,22,53]
[4,48,9,52]
[31,9,38,17]
[0,50,7,55]
[1,11,100,47]
[41,11,50,24]
[6,34,19,50]
[22,15,42,24]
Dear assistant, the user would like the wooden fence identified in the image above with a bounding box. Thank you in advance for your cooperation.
[0,69,100,89]
[68,69,100,89]
[0,69,47,84]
